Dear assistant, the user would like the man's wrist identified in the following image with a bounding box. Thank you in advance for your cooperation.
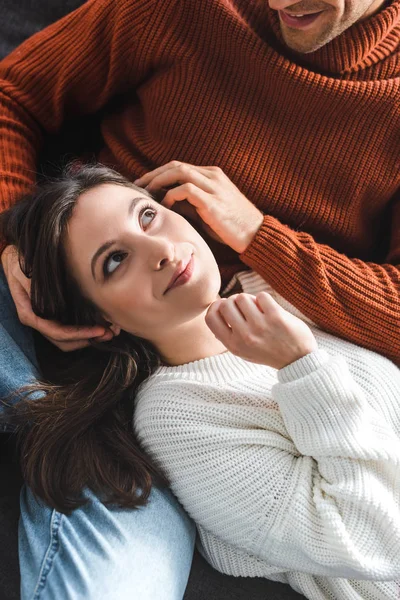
[237,211,264,254]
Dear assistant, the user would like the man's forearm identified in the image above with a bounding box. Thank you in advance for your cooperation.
[241,214,400,364]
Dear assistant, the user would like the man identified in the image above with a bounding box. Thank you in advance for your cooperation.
[0,0,398,598]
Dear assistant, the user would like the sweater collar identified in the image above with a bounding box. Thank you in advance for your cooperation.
[265,0,400,76]
[152,350,268,384]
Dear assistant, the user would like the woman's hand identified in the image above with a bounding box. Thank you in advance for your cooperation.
[1,245,112,351]
[206,292,317,369]
[134,161,264,254]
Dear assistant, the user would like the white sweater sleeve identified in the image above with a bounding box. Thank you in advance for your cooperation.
[135,350,400,581]
[271,350,400,579]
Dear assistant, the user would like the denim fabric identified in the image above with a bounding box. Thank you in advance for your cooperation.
[0,269,39,432]
[20,486,195,600]
[0,269,195,599]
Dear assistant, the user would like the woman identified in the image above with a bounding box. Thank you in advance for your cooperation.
[1,163,399,600]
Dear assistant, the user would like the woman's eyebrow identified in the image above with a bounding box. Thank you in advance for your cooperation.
[91,196,144,280]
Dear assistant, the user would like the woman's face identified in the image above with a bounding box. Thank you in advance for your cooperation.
[65,183,221,342]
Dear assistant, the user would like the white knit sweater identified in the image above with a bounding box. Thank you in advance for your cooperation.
[134,271,400,600]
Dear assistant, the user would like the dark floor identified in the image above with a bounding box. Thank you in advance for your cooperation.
[0,434,22,600]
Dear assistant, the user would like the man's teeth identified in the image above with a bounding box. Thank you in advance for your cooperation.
[284,11,321,19]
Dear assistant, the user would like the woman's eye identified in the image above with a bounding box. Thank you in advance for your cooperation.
[141,207,157,228]
[103,252,127,277]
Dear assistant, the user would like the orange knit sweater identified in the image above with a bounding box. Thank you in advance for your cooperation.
[0,0,399,363]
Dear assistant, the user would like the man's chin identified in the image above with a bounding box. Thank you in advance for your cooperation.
[281,29,332,54]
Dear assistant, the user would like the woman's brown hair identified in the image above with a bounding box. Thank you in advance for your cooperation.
[0,163,167,513]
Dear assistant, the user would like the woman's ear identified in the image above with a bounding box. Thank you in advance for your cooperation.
[101,312,121,337]
[109,323,121,337]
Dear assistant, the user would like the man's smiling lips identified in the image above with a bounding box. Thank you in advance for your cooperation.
[164,255,194,294]
[279,10,324,29]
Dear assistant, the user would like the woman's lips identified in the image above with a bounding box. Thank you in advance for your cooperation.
[279,10,323,29]
[165,255,194,293]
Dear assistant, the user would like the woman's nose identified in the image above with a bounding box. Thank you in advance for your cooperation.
[148,237,175,270]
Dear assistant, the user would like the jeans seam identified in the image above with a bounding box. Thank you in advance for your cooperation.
[31,509,63,600]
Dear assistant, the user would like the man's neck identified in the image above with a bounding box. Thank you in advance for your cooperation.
[359,0,391,21]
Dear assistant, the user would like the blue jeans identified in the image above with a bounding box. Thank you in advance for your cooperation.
[0,270,195,599]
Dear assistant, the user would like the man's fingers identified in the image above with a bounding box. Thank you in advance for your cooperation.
[3,244,110,350]
[161,183,211,210]
[15,293,107,342]
[170,200,201,221]
[13,268,31,295]
[44,328,115,352]
[134,161,183,187]
[134,161,190,187]
[43,335,91,352]
[8,276,35,323]
[92,330,115,343]
[134,161,214,188]
[144,166,214,196]
[134,160,216,187]
[31,316,106,343]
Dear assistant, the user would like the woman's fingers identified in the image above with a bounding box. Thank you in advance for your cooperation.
[233,293,267,325]
[207,292,318,369]
[218,298,248,332]
[206,296,249,342]
[205,300,233,341]
[254,291,281,314]
[215,294,273,329]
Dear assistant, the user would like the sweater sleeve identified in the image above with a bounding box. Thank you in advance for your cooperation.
[240,209,400,365]
[272,350,400,578]
[135,353,400,580]
[0,0,174,210]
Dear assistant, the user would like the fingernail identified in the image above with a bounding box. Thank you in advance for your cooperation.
[134,179,141,185]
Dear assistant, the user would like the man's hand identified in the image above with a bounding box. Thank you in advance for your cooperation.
[135,161,264,254]
[1,245,112,351]
[206,292,317,370]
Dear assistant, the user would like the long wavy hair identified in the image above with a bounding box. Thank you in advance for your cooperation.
[0,164,167,513]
